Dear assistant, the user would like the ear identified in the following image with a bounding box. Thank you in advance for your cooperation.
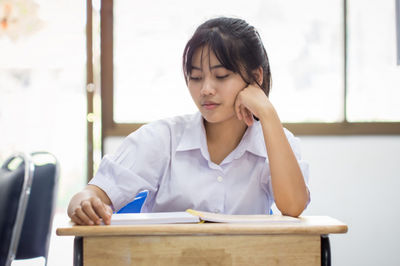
[252,67,263,86]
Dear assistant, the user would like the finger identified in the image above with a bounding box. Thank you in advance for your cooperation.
[75,206,94,225]
[245,108,254,126]
[234,95,242,121]
[236,104,242,120]
[240,105,249,125]
[92,198,112,225]
[241,106,253,126]
[71,214,85,225]
[104,205,113,225]
[81,200,101,225]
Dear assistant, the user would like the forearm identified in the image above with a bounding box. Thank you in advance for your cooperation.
[259,107,309,217]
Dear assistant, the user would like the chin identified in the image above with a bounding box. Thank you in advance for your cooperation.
[201,112,237,125]
[200,112,219,124]
[202,116,218,124]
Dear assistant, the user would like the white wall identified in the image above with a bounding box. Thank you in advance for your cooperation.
[300,136,400,266]
[105,135,400,266]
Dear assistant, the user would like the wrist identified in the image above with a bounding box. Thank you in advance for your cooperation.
[257,103,278,123]
[67,189,93,217]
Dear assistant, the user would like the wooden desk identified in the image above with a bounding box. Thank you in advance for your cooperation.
[57,216,347,266]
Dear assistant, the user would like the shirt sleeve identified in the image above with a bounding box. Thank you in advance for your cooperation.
[89,120,172,211]
[261,128,310,208]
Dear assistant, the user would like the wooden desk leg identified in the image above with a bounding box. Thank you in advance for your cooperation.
[74,237,83,266]
[321,235,331,266]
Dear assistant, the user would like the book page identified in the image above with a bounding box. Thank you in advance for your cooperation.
[186,209,300,223]
[108,212,200,225]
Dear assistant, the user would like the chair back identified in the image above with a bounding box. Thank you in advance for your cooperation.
[117,191,148,213]
[0,153,34,266]
[15,152,59,262]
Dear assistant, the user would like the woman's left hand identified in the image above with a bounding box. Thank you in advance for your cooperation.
[234,84,273,126]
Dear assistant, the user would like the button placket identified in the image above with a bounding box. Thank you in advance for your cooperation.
[214,172,224,214]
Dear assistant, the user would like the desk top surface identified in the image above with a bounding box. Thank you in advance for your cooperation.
[56,216,348,237]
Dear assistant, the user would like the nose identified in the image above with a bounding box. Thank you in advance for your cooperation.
[200,78,216,96]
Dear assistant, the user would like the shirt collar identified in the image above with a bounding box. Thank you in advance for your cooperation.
[176,112,209,158]
[176,112,267,161]
[240,121,268,159]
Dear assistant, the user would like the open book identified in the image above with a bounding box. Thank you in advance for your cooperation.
[108,209,300,225]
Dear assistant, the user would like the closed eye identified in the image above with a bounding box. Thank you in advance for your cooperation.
[189,76,202,81]
[216,74,229,80]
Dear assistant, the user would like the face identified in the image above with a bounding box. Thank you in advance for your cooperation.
[187,46,247,125]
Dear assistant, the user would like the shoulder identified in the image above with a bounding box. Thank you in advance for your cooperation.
[282,127,296,140]
[282,127,303,159]
[132,113,198,137]
[122,113,199,148]
[156,113,199,130]
[249,123,302,155]
[111,113,199,163]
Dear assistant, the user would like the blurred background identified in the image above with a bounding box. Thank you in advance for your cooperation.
[0,0,399,265]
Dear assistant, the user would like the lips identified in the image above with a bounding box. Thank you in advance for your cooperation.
[201,101,220,110]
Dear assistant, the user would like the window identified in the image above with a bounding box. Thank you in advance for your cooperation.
[0,0,87,209]
[99,0,400,138]
[347,0,400,122]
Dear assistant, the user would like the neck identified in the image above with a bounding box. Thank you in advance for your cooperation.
[204,117,247,149]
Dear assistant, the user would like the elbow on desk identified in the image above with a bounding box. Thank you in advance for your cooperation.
[280,208,303,218]
[277,198,308,217]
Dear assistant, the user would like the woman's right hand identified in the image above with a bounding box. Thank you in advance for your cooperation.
[67,185,113,225]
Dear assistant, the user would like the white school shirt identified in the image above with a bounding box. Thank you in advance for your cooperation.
[89,112,309,214]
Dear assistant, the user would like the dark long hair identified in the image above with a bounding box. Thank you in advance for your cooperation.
[183,17,272,96]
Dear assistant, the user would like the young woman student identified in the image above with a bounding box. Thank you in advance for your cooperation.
[68,17,310,225]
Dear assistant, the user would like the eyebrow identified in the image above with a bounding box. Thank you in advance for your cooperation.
[191,64,226,71]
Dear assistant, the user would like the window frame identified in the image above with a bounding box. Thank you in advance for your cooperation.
[86,0,94,180]
[98,0,400,147]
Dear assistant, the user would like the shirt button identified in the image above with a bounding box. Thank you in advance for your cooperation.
[217,176,223,182]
